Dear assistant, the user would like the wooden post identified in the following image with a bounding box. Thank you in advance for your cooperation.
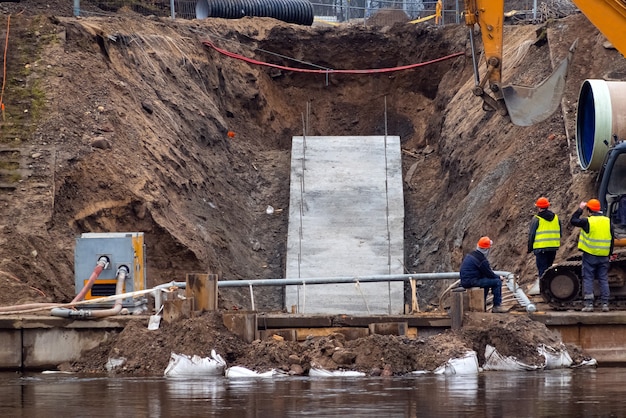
[223,312,258,343]
[410,278,420,313]
[450,288,464,330]
[162,290,192,324]
[467,288,485,312]
[185,273,218,312]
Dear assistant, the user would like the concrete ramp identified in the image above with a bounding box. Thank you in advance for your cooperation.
[285,136,404,314]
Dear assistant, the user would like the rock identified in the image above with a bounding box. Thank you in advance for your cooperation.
[331,349,356,365]
[141,100,154,114]
[90,138,111,149]
[289,364,304,375]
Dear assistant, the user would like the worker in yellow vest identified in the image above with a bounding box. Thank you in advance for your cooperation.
[528,197,561,278]
[571,199,615,312]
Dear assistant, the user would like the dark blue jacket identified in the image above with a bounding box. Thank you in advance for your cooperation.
[459,249,499,287]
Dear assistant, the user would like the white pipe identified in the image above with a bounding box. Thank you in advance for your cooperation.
[87,266,128,318]
[249,283,255,311]
[153,281,187,313]
[51,266,129,319]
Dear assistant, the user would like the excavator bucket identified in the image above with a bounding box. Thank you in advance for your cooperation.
[502,41,576,127]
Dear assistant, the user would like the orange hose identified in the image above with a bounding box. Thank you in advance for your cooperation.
[72,260,106,303]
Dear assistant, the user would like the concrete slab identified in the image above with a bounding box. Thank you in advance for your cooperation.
[0,330,21,368]
[285,136,404,314]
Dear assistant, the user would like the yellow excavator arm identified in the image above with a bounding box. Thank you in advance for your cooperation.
[572,0,626,57]
[465,0,626,126]
[464,0,506,116]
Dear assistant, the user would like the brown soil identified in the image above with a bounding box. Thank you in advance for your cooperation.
[0,1,623,375]
[64,311,589,375]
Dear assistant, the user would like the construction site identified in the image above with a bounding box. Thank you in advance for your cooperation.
[0,0,625,375]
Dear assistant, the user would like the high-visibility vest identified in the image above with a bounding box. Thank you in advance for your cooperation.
[578,215,612,256]
[533,215,560,249]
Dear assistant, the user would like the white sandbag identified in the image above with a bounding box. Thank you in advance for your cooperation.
[538,344,573,369]
[433,351,480,375]
[571,358,598,368]
[225,366,282,378]
[164,350,226,378]
[106,357,126,372]
[308,368,366,377]
[482,344,542,371]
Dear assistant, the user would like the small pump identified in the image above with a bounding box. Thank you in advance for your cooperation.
[73,232,147,312]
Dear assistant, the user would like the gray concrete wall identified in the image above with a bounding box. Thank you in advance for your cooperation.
[0,316,132,370]
[285,136,405,314]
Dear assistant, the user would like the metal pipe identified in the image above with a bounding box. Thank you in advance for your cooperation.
[215,271,536,313]
[216,272,464,287]
[468,28,480,87]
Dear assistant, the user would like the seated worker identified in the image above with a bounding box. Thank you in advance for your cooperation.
[460,236,506,313]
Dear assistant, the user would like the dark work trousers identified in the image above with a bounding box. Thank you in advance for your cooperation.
[534,249,557,278]
[473,277,502,306]
[581,252,610,303]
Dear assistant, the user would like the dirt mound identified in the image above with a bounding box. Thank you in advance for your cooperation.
[66,312,589,375]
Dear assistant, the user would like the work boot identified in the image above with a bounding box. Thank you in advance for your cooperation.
[581,301,594,312]
[492,305,507,313]
[602,303,610,312]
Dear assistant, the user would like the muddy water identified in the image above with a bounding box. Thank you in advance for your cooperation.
[1,368,625,417]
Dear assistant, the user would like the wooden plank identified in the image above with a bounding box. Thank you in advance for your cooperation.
[259,329,297,341]
[257,315,333,328]
[332,315,451,327]
[294,327,370,341]
[369,322,408,336]
[407,327,418,339]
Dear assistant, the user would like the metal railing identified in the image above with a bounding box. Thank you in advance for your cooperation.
[152,270,537,313]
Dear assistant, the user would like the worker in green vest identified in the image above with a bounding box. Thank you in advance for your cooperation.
[571,198,615,312]
[528,197,561,278]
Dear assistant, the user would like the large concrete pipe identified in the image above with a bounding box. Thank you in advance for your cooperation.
[195,0,314,25]
[576,79,626,170]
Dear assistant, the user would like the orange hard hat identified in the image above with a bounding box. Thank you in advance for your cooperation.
[587,199,601,212]
[477,236,492,249]
[535,197,550,209]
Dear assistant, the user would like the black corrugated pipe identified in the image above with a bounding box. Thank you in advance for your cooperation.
[196,0,314,26]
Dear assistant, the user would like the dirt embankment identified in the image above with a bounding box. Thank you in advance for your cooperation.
[3,9,624,311]
[66,311,590,376]
[0,3,624,375]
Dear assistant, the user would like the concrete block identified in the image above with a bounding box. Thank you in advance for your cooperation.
[22,328,113,369]
[0,329,21,368]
